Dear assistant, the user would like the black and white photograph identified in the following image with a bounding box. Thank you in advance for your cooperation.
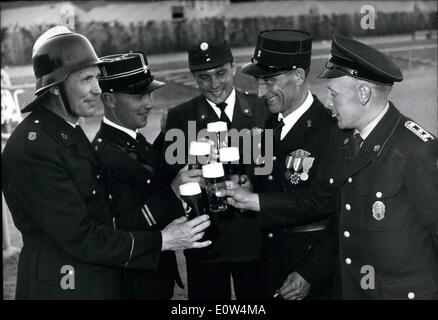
[1,0,437,309]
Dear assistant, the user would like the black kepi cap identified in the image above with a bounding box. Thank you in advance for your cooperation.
[241,29,312,78]
[318,34,403,85]
[98,52,164,94]
[188,40,233,72]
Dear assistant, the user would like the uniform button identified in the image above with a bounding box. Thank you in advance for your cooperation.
[108,194,113,200]
[272,156,277,161]
[268,175,274,181]
[344,231,350,238]
[376,192,382,198]
[92,190,96,195]
[345,204,351,211]
[345,258,352,264]
[146,179,151,184]
[267,232,274,238]
[408,292,415,299]
[96,174,101,179]
[347,177,352,183]
[329,178,334,184]
[34,120,40,124]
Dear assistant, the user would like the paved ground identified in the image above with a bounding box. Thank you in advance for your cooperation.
[2,34,437,300]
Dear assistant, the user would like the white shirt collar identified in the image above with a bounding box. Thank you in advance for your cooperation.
[355,102,390,141]
[66,120,79,128]
[277,90,314,140]
[103,116,138,140]
[206,88,236,122]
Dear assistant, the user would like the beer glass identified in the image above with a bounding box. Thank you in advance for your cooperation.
[188,141,211,170]
[207,121,228,155]
[202,162,228,213]
[179,182,206,219]
[219,147,240,185]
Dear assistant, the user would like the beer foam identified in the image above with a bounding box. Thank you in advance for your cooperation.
[207,121,228,133]
[202,162,225,178]
[189,141,211,156]
[179,182,202,196]
[219,147,240,162]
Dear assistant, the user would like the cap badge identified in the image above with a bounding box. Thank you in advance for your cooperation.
[200,42,209,51]
[27,132,37,141]
[372,201,385,220]
[284,149,314,184]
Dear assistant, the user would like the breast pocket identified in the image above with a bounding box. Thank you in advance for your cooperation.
[360,181,405,231]
[382,273,438,300]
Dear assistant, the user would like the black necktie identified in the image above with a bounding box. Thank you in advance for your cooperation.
[136,132,148,146]
[273,118,285,144]
[353,133,363,155]
[216,102,231,127]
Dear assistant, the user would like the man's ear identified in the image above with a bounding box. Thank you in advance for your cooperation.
[49,86,60,96]
[230,62,237,76]
[101,92,116,109]
[357,83,372,106]
[293,68,306,86]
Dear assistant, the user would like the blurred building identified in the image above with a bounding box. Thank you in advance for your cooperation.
[2,0,435,27]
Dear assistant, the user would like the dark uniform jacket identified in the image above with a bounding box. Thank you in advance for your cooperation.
[2,107,165,299]
[258,102,438,300]
[92,122,184,299]
[160,90,269,262]
[255,94,337,298]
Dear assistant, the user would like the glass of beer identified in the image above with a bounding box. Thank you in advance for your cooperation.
[219,147,240,185]
[179,182,206,219]
[207,121,228,154]
[188,141,211,170]
[202,162,228,213]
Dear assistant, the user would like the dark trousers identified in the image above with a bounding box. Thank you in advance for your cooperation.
[123,269,174,300]
[186,256,265,300]
[261,229,337,300]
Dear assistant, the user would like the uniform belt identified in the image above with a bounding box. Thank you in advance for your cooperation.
[282,218,332,233]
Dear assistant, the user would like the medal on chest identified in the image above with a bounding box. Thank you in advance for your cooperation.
[284,149,315,185]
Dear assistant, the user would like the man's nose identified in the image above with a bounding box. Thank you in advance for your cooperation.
[91,78,102,95]
[210,76,220,89]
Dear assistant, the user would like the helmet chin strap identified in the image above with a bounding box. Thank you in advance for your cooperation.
[58,83,78,118]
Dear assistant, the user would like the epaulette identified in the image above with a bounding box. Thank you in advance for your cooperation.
[404,120,436,142]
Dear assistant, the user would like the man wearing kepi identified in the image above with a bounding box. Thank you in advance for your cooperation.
[219,33,438,299]
[92,52,187,299]
[239,29,338,300]
[1,26,211,299]
[160,40,268,299]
